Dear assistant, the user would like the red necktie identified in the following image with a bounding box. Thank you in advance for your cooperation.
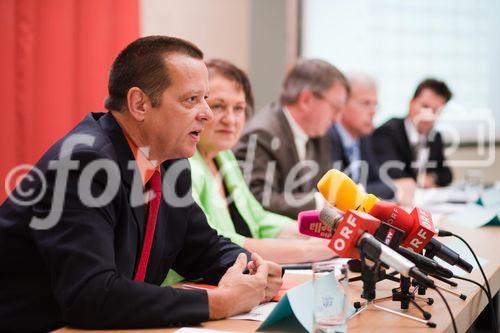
[134,170,161,282]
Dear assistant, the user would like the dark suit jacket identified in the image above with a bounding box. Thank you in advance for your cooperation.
[328,125,395,199]
[371,118,452,186]
[0,112,247,331]
[233,104,332,219]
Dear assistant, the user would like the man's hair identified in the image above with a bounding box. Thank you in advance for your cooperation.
[280,59,349,105]
[345,71,377,92]
[105,35,204,111]
[206,59,255,117]
[413,78,452,102]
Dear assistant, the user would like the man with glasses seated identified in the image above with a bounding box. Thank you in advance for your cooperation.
[234,59,349,218]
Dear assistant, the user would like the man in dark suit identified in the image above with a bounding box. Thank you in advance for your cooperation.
[372,78,453,204]
[0,36,281,331]
[329,72,395,199]
[233,59,349,219]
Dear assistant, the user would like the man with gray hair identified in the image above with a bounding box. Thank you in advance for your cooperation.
[234,59,349,218]
[328,72,395,199]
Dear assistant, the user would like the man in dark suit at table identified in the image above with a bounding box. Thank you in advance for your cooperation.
[372,78,453,205]
[329,72,395,199]
[0,36,281,332]
[233,59,349,219]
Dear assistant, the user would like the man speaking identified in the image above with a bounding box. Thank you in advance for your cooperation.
[0,36,281,331]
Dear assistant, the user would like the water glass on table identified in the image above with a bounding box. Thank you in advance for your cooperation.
[313,261,349,333]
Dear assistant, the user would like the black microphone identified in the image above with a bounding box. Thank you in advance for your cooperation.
[357,233,435,289]
[373,221,454,279]
[366,201,474,273]
[424,238,473,273]
[397,246,453,279]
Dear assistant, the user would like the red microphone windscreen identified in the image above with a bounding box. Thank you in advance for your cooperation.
[407,207,436,252]
[329,210,381,259]
[369,201,435,252]
[369,201,414,233]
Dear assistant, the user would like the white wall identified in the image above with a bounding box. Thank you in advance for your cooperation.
[140,0,251,71]
[140,0,298,109]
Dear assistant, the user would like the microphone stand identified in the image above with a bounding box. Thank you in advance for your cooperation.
[347,259,399,285]
[392,275,434,320]
[412,274,467,301]
[411,243,468,301]
[348,251,437,328]
[372,222,466,303]
[348,223,436,325]
[376,223,435,318]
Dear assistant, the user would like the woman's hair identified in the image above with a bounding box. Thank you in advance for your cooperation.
[206,59,255,117]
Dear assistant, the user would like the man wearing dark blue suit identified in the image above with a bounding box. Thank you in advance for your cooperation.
[328,73,395,199]
[0,36,281,331]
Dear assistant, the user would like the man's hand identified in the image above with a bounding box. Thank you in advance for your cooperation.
[393,177,417,207]
[421,173,437,188]
[207,253,267,320]
[247,253,283,302]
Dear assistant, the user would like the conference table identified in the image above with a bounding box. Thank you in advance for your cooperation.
[56,220,499,333]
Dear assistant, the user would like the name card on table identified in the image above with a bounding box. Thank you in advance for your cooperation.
[258,274,354,333]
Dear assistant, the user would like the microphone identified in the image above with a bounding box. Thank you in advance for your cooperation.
[317,170,435,252]
[317,169,380,213]
[297,205,346,239]
[396,246,453,279]
[369,201,472,272]
[369,201,435,253]
[358,233,434,288]
[319,205,342,229]
[328,209,380,259]
[298,207,453,279]
[425,238,473,273]
[330,209,434,288]
[317,169,473,273]
[297,210,333,239]
[374,220,454,279]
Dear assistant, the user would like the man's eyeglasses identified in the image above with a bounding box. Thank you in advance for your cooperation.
[353,98,378,110]
[313,92,344,114]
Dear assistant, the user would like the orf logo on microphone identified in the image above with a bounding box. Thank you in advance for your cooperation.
[405,207,436,253]
[329,210,381,259]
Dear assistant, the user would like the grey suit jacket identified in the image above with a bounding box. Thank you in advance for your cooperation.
[233,104,332,219]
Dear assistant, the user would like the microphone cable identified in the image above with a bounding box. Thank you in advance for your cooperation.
[452,275,498,333]
[438,230,492,301]
[434,287,458,333]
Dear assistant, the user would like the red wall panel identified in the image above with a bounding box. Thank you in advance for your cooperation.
[0,0,139,203]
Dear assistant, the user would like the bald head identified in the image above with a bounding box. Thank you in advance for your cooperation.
[340,72,378,139]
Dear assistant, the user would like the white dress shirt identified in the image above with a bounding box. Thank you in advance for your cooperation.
[404,117,430,172]
[282,107,309,160]
[282,107,326,209]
